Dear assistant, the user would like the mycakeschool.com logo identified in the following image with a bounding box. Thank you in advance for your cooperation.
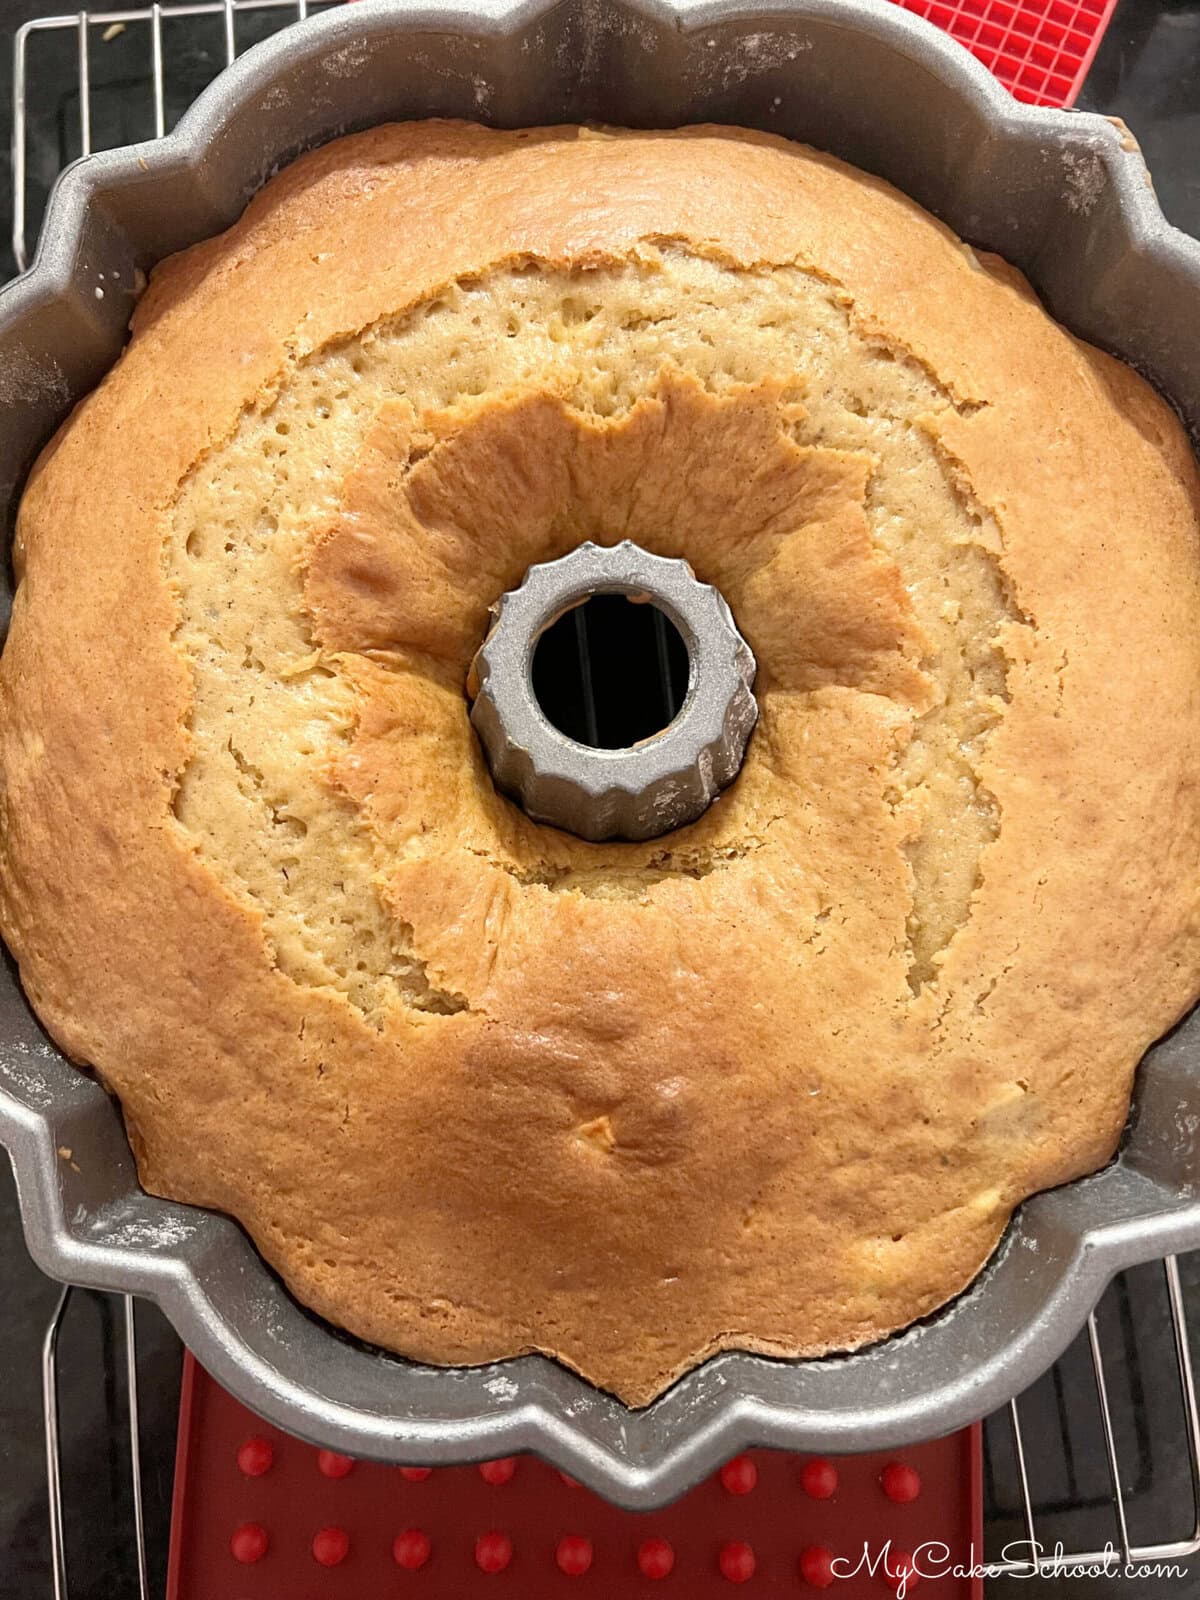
[832,1540,1188,1596]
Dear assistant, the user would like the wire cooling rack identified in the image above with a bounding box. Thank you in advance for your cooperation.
[11,0,331,270]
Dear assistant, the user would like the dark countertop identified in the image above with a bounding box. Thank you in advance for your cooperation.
[1,1,1199,1594]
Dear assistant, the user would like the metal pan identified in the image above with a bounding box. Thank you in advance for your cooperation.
[0,0,1197,1511]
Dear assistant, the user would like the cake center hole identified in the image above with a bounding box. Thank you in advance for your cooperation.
[531,594,690,749]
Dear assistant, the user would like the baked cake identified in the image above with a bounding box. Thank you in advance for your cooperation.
[2,123,1198,1403]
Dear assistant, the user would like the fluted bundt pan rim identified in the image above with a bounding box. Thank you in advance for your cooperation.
[0,0,1198,1509]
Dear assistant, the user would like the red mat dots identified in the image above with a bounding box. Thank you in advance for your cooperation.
[393,1529,432,1571]
[887,0,1117,107]
[474,1531,513,1573]
[801,1457,839,1500]
[881,1460,923,1503]
[167,1355,982,1599]
[719,1455,758,1495]
[718,1540,756,1583]
[885,1548,921,1591]
[229,1522,268,1564]
[637,1537,676,1579]
[556,1534,594,1575]
[799,1543,837,1588]
[236,1438,273,1478]
[312,1526,350,1566]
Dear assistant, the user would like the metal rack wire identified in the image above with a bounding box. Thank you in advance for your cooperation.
[11,0,323,269]
[11,5,1200,1592]
[43,1289,150,1600]
[997,1257,1199,1579]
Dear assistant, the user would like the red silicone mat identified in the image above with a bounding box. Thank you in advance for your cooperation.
[167,1353,983,1597]
[891,0,1118,106]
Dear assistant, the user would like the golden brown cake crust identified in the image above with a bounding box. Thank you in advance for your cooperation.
[2,123,1199,1404]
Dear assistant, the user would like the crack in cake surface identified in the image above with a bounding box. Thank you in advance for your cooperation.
[167,250,1026,1020]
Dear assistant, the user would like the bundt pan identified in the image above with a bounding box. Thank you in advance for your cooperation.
[1,0,1198,1509]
